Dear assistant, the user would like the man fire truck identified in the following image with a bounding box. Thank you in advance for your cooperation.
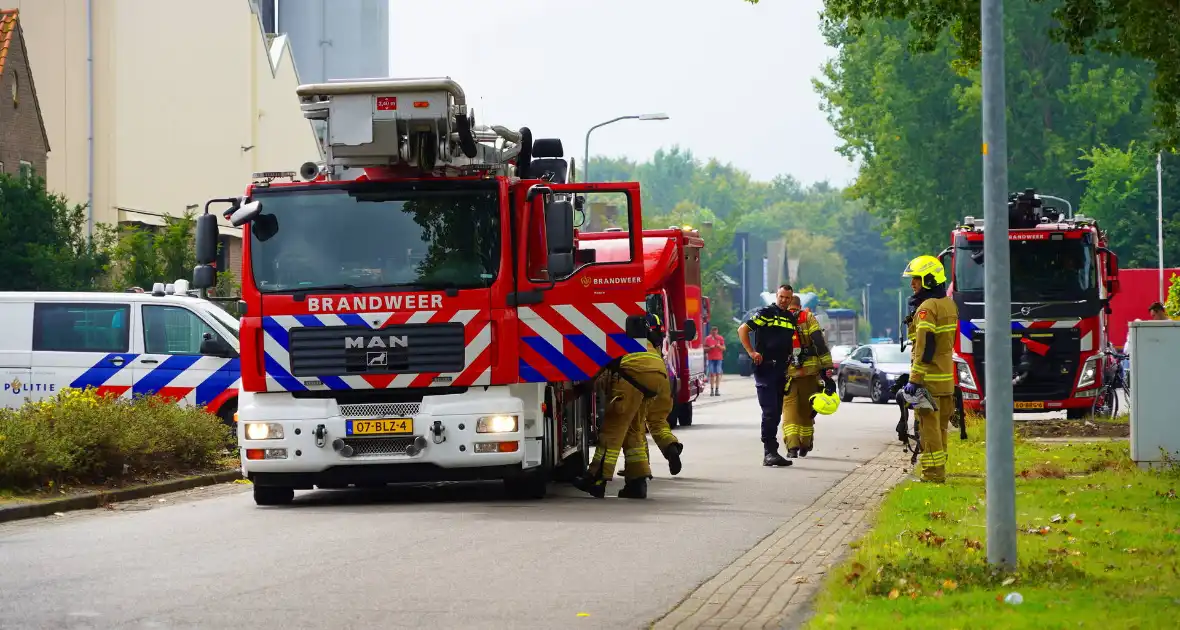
[578,227,709,428]
[190,77,670,505]
[943,189,1121,418]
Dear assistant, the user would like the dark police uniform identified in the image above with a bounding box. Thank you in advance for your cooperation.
[744,305,799,462]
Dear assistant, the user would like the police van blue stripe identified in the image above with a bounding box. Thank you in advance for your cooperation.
[195,358,241,407]
[132,355,203,397]
[69,353,139,390]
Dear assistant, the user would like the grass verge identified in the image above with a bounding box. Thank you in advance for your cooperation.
[807,415,1180,629]
[0,388,235,500]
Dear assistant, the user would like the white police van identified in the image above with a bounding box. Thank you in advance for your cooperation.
[0,280,241,424]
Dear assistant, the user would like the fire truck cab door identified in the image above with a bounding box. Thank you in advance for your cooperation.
[515,182,650,384]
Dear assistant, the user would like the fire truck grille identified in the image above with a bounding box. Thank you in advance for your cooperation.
[339,436,417,458]
[971,328,1081,401]
[288,323,466,377]
[337,402,421,418]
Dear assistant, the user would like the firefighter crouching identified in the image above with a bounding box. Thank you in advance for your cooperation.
[781,296,837,458]
[573,314,683,499]
[901,255,959,483]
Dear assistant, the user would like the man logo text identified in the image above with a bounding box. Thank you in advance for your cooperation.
[345,336,409,349]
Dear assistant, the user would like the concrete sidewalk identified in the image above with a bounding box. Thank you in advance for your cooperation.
[652,447,910,629]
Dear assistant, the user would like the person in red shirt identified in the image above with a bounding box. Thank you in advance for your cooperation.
[704,326,726,396]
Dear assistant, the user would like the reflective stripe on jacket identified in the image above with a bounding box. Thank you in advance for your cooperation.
[909,296,958,396]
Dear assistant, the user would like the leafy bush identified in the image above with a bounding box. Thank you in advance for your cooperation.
[0,388,232,492]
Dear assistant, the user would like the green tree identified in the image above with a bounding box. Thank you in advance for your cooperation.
[0,173,113,291]
[812,1,1156,254]
[1076,143,1180,268]
[108,210,198,290]
[746,0,1180,148]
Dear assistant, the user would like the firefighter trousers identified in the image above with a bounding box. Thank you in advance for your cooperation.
[917,395,955,482]
[589,368,678,481]
[782,375,820,451]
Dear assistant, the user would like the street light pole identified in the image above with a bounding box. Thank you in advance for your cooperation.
[582,113,669,183]
[1159,150,1165,302]
[982,0,1017,569]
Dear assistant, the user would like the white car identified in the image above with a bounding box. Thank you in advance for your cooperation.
[0,281,242,424]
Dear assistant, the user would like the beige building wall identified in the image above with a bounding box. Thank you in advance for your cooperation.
[11,0,320,268]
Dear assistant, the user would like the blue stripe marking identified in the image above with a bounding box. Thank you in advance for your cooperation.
[338,313,369,329]
[959,321,977,338]
[133,355,202,397]
[318,375,352,390]
[69,353,139,389]
[264,355,307,391]
[567,334,614,369]
[294,315,325,328]
[607,333,646,354]
[519,358,547,383]
[195,358,241,407]
[261,317,292,351]
[523,336,590,381]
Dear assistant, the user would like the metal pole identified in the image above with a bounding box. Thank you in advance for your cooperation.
[1159,150,1165,303]
[583,113,668,185]
[982,0,1017,569]
[866,283,872,336]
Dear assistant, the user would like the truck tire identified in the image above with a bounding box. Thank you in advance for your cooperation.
[253,486,294,506]
[678,401,693,427]
[503,471,548,499]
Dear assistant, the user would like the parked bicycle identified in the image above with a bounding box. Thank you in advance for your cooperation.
[1091,349,1130,418]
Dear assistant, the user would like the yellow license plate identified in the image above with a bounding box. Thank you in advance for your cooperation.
[347,418,413,435]
[1014,401,1044,410]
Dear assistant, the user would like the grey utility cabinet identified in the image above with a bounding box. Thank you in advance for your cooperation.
[1129,320,1180,466]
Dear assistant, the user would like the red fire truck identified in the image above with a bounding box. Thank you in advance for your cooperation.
[943,189,1121,419]
[190,77,680,505]
[578,227,709,427]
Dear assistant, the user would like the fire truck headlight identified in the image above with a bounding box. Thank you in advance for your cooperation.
[1076,358,1099,390]
[477,415,518,433]
[244,422,284,440]
[954,358,977,390]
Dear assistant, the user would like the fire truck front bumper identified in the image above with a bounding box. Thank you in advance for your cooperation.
[235,389,537,488]
[960,389,1100,413]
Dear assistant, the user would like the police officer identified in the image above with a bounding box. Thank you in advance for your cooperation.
[738,284,798,467]
[781,295,836,458]
[573,314,683,498]
[901,255,959,483]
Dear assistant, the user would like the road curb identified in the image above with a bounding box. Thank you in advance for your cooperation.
[0,469,242,525]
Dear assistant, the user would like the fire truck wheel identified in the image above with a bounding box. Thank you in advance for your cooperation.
[503,471,548,500]
[678,402,693,427]
[253,486,294,506]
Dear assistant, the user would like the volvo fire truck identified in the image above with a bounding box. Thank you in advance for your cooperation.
[578,227,708,428]
[944,189,1121,418]
[190,77,668,505]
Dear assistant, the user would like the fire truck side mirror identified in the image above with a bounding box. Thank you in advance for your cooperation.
[195,213,219,265]
[192,264,216,290]
[681,319,698,342]
[545,199,575,278]
[625,315,648,339]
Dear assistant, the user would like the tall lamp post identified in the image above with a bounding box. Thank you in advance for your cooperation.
[582,113,669,183]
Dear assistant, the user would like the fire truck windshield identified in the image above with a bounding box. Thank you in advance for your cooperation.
[247,183,500,293]
[953,237,1097,301]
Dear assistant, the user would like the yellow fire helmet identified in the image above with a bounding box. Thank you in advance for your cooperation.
[810,391,840,415]
[901,254,947,289]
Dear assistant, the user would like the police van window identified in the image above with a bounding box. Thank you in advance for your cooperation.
[33,303,131,353]
[143,306,217,355]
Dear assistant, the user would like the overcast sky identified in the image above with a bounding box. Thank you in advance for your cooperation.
[388,0,858,187]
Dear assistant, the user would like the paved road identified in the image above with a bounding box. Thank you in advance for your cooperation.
[0,380,899,630]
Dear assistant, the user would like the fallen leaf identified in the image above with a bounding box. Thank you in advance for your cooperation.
[929,511,947,520]
[968,505,979,512]
[888,589,900,600]
[942,579,958,590]
[816,550,829,556]
[794,576,809,584]
[1002,577,1016,587]
[1050,514,1063,523]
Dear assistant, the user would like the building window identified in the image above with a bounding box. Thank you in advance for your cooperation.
[19,161,32,180]
[258,0,278,34]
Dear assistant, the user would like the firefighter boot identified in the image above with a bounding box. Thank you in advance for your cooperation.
[617,477,648,499]
[786,447,800,458]
[664,442,684,476]
[572,474,607,498]
[763,449,792,467]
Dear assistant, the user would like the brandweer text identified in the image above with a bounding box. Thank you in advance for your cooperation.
[308,294,444,313]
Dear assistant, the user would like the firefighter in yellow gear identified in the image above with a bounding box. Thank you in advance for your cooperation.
[573,314,683,499]
[901,255,959,483]
[781,296,835,458]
